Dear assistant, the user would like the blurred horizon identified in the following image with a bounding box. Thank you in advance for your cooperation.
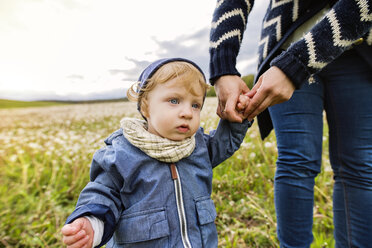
[0,87,128,102]
[0,0,269,101]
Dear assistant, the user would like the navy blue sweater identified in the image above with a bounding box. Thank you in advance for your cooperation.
[209,0,372,138]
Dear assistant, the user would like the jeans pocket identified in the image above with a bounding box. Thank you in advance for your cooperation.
[195,196,218,248]
[114,207,170,247]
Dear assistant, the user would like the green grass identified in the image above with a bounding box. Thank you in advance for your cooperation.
[0,98,129,109]
[0,99,68,109]
[0,99,335,247]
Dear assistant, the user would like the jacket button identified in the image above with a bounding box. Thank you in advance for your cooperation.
[353,38,364,45]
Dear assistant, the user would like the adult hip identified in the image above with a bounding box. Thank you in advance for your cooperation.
[269,49,372,248]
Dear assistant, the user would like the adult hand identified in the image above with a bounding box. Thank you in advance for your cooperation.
[214,75,251,122]
[62,217,94,248]
[244,66,295,120]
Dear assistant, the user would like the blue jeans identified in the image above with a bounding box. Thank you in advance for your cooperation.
[269,49,372,248]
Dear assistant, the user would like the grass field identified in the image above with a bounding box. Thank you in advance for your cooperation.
[0,99,68,109]
[0,98,334,247]
[0,99,126,109]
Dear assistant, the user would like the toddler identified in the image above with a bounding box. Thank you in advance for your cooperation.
[61,58,252,248]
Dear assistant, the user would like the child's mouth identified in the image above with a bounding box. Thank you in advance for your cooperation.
[177,125,189,133]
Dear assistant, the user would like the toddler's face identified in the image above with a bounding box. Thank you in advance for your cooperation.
[143,77,204,141]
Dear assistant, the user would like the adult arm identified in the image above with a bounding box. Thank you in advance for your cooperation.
[245,0,372,119]
[209,0,255,122]
[210,0,372,120]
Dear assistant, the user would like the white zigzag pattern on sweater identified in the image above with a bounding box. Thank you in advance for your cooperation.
[259,16,281,59]
[244,0,252,13]
[210,0,251,50]
[258,36,270,59]
[304,32,327,69]
[211,9,246,29]
[326,9,360,47]
[216,0,224,9]
[215,0,251,13]
[210,29,242,49]
[263,15,282,41]
[272,0,299,21]
[304,0,371,69]
[356,0,372,21]
[367,29,372,45]
[258,0,297,59]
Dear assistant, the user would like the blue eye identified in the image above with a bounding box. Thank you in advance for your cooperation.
[192,103,201,109]
[169,98,179,104]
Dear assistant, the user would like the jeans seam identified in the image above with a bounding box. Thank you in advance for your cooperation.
[326,82,353,248]
[341,179,353,248]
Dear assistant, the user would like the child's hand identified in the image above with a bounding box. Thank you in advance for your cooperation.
[236,94,250,112]
[236,90,256,120]
[62,217,94,248]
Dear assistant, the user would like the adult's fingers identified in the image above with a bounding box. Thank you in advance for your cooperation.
[245,85,292,120]
[214,75,250,120]
[250,78,262,93]
[243,87,266,119]
[216,98,224,118]
[244,88,257,98]
[247,96,273,121]
[222,95,243,122]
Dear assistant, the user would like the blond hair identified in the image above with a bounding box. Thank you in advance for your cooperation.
[127,61,209,115]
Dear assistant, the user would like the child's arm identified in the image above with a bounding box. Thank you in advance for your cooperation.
[204,116,253,168]
[203,99,255,167]
[62,217,93,248]
[64,134,126,246]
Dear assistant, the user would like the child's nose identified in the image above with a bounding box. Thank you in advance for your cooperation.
[180,105,193,118]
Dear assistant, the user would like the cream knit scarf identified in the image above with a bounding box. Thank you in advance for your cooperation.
[120,118,195,163]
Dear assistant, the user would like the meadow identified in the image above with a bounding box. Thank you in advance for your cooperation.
[0,99,67,109]
[0,98,334,247]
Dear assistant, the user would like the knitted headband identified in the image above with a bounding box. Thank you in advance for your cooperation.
[136,57,206,113]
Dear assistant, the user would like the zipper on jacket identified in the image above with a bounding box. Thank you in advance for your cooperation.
[170,163,192,248]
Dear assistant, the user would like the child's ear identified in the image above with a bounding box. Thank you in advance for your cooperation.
[141,100,150,118]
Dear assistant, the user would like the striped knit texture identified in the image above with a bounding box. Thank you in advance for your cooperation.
[209,0,372,87]
[209,0,254,82]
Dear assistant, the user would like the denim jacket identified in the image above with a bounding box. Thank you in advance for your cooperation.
[66,119,251,247]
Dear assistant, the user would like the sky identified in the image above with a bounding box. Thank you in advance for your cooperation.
[0,0,269,101]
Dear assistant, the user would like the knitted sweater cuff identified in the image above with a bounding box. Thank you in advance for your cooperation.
[209,47,241,85]
[270,51,311,89]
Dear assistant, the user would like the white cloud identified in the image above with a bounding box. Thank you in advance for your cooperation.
[0,0,269,100]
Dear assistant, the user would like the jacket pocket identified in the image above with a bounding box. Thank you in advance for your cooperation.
[195,196,218,248]
[114,207,170,247]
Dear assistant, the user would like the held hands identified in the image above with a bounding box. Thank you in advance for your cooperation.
[215,66,295,122]
[214,75,254,123]
[244,66,295,120]
[61,217,94,248]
